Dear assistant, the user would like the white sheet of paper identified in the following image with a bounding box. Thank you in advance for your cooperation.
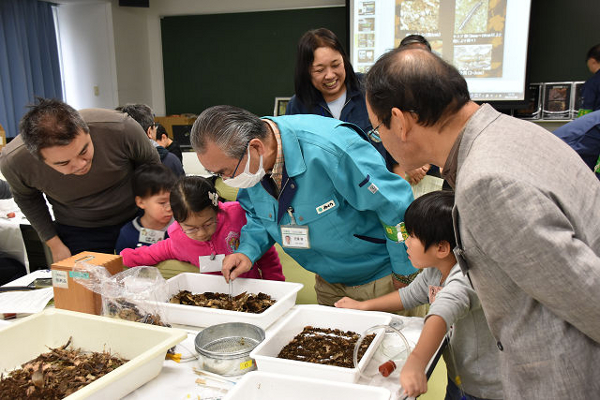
[198,254,225,273]
[411,175,444,199]
[0,287,54,314]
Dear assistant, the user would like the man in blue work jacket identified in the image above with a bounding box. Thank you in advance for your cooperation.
[191,105,417,306]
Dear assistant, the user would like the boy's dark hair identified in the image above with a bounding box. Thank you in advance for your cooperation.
[587,43,600,62]
[170,175,220,222]
[156,123,168,140]
[132,164,176,198]
[404,190,456,251]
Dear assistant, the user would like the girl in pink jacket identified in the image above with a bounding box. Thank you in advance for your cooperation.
[120,176,284,280]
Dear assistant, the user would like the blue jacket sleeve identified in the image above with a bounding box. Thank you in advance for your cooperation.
[235,189,276,263]
[285,95,303,116]
[328,127,417,275]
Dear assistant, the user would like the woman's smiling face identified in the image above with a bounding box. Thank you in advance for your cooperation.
[310,46,347,103]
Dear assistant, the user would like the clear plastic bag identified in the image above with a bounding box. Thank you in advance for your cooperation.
[74,264,170,327]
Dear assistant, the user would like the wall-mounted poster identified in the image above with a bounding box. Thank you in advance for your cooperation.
[513,83,542,120]
[571,81,585,119]
[542,82,572,120]
[273,97,291,116]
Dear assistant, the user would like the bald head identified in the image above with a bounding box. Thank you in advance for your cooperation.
[365,48,470,128]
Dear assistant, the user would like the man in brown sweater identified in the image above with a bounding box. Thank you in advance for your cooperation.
[0,98,159,263]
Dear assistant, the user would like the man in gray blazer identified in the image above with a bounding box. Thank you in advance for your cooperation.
[364,48,600,398]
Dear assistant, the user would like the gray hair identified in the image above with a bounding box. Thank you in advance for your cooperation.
[116,104,155,135]
[190,105,268,158]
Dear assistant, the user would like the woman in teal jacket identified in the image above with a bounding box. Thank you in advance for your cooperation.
[192,105,417,305]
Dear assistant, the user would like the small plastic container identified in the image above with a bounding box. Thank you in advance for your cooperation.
[353,323,412,379]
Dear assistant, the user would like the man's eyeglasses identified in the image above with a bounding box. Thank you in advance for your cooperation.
[208,144,249,179]
[367,123,382,143]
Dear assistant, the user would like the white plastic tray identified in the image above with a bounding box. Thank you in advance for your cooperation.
[0,308,187,400]
[250,305,392,383]
[161,273,303,329]
[224,371,391,400]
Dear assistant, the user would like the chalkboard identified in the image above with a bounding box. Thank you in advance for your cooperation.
[527,0,599,83]
[161,7,347,117]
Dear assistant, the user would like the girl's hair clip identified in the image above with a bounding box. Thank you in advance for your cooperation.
[208,191,219,206]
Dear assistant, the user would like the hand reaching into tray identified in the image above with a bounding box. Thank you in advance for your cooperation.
[222,253,252,282]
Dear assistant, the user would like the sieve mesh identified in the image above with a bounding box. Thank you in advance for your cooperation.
[201,336,261,354]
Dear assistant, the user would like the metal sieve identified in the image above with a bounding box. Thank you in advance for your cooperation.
[194,322,265,376]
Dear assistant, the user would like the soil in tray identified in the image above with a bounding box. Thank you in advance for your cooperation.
[0,337,127,400]
[170,290,275,313]
[277,326,376,368]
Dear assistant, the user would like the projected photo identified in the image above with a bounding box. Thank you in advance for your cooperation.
[455,0,489,33]
[351,0,526,102]
[358,17,375,32]
[359,1,375,15]
[358,49,375,63]
[399,0,440,33]
[454,44,492,73]
[358,33,375,48]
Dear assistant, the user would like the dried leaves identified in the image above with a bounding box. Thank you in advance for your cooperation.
[277,326,376,368]
[104,298,168,326]
[170,290,275,313]
[0,337,127,399]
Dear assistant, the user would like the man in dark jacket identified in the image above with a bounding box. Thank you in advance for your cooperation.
[156,123,183,163]
[117,104,185,177]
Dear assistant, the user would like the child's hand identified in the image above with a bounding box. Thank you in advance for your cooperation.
[334,297,364,310]
[399,354,428,397]
[222,253,252,282]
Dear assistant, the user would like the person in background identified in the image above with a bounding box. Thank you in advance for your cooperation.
[336,190,502,400]
[285,28,427,184]
[398,34,436,181]
[0,179,11,199]
[156,123,183,163]
[117,104,185,177]
[399,34,432,51]
[0,252,26,286]
[364,46,600,398]
[0,98,159,262]
[579,43,600,116]
[115,164,176,253]
[120,175,284,281]
[552,109,600,179]
[192,106,418,307]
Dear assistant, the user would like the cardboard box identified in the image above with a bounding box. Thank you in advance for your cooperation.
[51,251,123,315]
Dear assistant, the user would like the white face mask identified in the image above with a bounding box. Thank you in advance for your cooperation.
[223,146,266,188]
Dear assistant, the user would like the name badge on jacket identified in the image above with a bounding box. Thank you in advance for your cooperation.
[139,228,164,244]
[199,254,225,273]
